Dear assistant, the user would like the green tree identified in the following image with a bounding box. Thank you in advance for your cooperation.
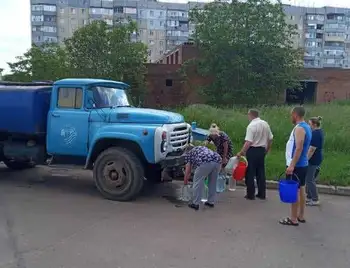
[4,43,70,82]
[185,0,302,105]
[65,20,148,102]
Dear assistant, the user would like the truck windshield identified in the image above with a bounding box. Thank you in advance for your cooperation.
[91,86,132,108]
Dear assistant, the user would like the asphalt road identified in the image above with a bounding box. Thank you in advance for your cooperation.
[0,165,349,268]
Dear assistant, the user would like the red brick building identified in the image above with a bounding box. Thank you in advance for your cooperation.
[144,43,350,107]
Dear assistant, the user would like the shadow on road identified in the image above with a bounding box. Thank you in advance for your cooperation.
[0,166,179,202]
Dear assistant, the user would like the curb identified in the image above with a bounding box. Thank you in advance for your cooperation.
[236,180,350,197]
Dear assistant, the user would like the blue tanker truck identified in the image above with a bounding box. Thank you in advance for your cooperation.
[0,79,191,201]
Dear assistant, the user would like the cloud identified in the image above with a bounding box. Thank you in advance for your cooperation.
[0,0,31,74]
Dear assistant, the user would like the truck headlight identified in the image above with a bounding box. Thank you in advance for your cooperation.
[161,141,167,152]
[160,131,168,153]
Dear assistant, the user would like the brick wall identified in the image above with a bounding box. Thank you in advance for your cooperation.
[144,64,184,108]
[145,63,205,108]
[147,43,350,107]
[302,69,350,103]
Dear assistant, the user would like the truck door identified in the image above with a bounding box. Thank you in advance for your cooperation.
[47,86,89,157]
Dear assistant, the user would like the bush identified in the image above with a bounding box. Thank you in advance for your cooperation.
[179,104,350,186]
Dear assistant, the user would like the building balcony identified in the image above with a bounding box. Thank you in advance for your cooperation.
[167,15,188,21]
[324,44,345,48]
[31,0,56,4]
[166,25,189,31]
[166,35,188,42]
[323,53,345,59]
[325,19,346,25]
[304,55,317,60]
[324,35,345,42]
[31,20,45,26]
[114,13,137,19]
[322,63,343,68]
[32,30,57,38]
[324,26,346,33]
[305,18,325,25]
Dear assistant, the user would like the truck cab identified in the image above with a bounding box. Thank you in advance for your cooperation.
[0,79,191,201]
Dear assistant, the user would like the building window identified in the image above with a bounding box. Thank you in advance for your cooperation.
[150,20,154,26]
[124,7,137,14]
[71,8,76,14]
[305,32,316,38]
[165,79,173,87]
[307,24,316,30]
[159,40,164,46]
[58,88,83,109]
[89,8,113,16]
[81,9,85,14]
[327,14,344,21]
[149,30,154,36]
[160,21,164,27]
[44,15,56,22]
[149,40,154,45]
[324,41,344,47]
[160,11,163,17]
[327,32,345,37]
[115,7,123,13]
[41,26,57,33]
[31,4,56,12]
[167,20,179,27]
[34,36,42,42]
[305,41,316,47]
[31,15,44,22]
[43,36,58,43]
[150,10,154,17]
[60,8,64,14]
[326,59,335,64]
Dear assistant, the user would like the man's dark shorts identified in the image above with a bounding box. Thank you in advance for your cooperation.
[293,166,308,188]
[286,166,308,188]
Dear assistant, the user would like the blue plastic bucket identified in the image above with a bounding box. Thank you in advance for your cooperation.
[191,121,197,130]
[278,173,300,204]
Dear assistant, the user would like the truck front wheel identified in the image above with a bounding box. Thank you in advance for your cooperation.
[3,160,36,170]
[93,147,144,201]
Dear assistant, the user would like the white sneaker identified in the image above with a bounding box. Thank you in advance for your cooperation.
[306,200,320,206]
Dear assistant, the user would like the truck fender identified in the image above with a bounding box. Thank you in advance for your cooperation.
[85,132,150,169]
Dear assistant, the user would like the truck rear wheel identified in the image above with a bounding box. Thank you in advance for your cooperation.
[93,147,144,201]
[3,160,36,170]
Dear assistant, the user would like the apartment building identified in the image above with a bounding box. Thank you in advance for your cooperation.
[30,1,350,68]
[284,5,350,69]
[30,0,205,62]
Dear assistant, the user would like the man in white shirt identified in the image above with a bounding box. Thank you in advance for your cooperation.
[237,109,273,200]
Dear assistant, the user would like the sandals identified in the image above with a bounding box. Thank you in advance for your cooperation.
[297,217,306,223]
[279,217,299,226]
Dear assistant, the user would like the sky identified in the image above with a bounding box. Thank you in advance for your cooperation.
[0,0,350,74]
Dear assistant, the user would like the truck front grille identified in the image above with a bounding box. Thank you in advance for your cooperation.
[170,124,189,150]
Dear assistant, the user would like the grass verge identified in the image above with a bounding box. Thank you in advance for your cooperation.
[179,104,350,186]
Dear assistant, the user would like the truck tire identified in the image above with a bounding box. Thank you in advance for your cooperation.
[3,160,36,170]
[93,147,144,201]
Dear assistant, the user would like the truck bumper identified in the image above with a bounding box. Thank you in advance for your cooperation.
[159,154,185,169]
